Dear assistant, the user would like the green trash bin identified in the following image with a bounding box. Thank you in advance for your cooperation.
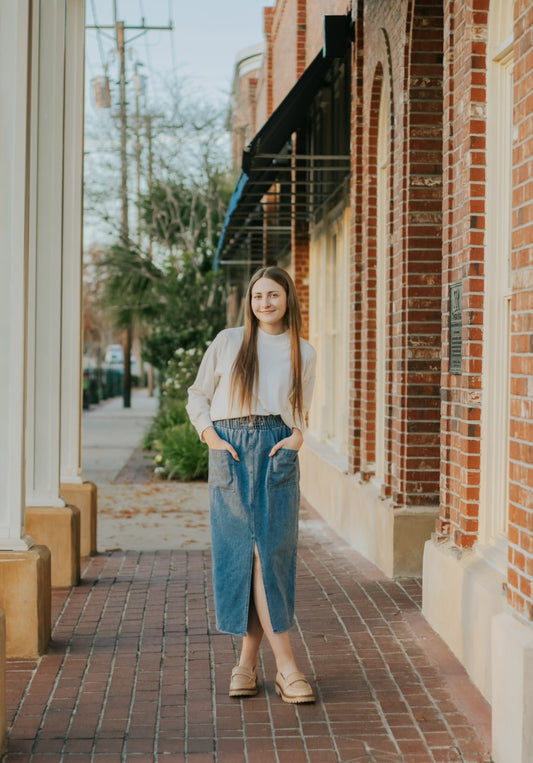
[83,371,90,409]
[88,369,99,404]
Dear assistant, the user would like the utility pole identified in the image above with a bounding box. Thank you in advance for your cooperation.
[144,110,154,398]
[134,65,155,398]
[134,63,144,248]
[117,19,133,408]
[86,11,172,408]
[145,114,154,259]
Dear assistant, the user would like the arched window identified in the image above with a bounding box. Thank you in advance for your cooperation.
[375,83,389,482]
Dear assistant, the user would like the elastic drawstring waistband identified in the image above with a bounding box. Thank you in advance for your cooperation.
[214,415,285,430]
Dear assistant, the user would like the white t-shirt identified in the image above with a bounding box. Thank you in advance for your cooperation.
[186,326,316,438]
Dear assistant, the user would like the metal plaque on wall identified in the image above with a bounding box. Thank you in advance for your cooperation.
[449,281,463,375]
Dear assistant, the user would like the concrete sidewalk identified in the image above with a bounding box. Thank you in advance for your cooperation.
[83,390,210,554]
[4,391,492,762]
[82,389,160,485]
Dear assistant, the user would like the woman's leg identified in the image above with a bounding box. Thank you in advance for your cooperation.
[239,546,298,675]
[238,592,263,669]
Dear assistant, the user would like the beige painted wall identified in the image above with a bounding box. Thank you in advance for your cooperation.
[300,439,437,577]
[422,539,507,702]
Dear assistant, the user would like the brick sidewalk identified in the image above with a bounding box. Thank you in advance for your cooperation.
[5,501,492,763]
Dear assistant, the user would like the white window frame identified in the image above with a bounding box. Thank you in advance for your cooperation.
[309,208,350,461]
[374,84,389,484]
[478,0,513,571]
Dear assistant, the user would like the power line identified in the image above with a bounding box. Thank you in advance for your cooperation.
[138,0,154,100]
[168,0,177,72]
[85,8,173,410]
[89,0,109,73]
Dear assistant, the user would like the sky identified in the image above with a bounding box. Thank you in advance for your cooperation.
[85,0,269,112]
[84,1,270,249]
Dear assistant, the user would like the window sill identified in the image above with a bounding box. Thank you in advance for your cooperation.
[474,535,508,577]
[303,431,349,474]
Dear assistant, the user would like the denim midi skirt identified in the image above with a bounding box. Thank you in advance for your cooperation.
[208,415,300,636]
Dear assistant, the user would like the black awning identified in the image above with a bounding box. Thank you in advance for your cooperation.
[241,51,330,176]
[215,14,352,268]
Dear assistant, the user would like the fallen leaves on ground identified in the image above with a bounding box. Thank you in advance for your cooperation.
[96,482,210,551]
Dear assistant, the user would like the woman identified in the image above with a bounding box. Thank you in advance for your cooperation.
[186,266,316,704]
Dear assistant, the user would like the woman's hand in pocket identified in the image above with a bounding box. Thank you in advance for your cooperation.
[202,426,239,460]
[269,427,303,457]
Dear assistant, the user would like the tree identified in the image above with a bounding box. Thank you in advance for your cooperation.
[141,252,226,371]
[83,245,117,363]
[100,242,160,334]
[84,75,232,257]
[86,79,232,383]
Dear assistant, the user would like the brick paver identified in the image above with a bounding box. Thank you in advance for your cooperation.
[5,500,492,762]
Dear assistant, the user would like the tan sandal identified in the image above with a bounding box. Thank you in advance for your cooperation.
[228,665,258,697]
[275,670,315,704]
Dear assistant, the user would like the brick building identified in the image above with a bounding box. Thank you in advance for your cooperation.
[227,43,264,171]
[218,1,533,760]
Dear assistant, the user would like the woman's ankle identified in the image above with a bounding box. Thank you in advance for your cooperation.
[276,661,299,677]
[238,655,258,671]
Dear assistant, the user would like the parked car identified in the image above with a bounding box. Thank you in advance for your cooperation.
[104,344,124,365]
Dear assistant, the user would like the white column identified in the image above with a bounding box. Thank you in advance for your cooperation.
[26,0,67,509]
[0,0,34,550]
[60,0,86,486]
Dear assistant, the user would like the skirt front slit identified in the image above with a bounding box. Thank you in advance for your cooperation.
[208,415,300,636]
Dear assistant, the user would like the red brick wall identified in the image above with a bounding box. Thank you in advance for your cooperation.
[438,0,487,548]
[260,0,351,114]
[264,7,274,118]
[296,0,307,78]
[254,1,351,136]
[433,0,533,623]
[355,0,443,505]
[348,1,364,473]
[395,2,443,506]
[271,0,298,110]
[306,0,351,64]
[509,0,533,622]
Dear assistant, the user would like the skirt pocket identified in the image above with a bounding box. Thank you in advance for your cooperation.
[208,449,235,491]
[268,448,299,490]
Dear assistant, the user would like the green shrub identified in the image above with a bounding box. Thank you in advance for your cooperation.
[160,345,207,405]
[154,420,208,481]
[143,399,188,450]
[143,341,211,481]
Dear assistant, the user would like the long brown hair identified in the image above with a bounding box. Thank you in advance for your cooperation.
[230,266,304,421]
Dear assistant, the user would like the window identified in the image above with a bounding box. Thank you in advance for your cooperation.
[479,0,513,566]
[309,210,350,458]
[375,84,389,482]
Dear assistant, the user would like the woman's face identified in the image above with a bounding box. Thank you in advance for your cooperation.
[250,276,288,334]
